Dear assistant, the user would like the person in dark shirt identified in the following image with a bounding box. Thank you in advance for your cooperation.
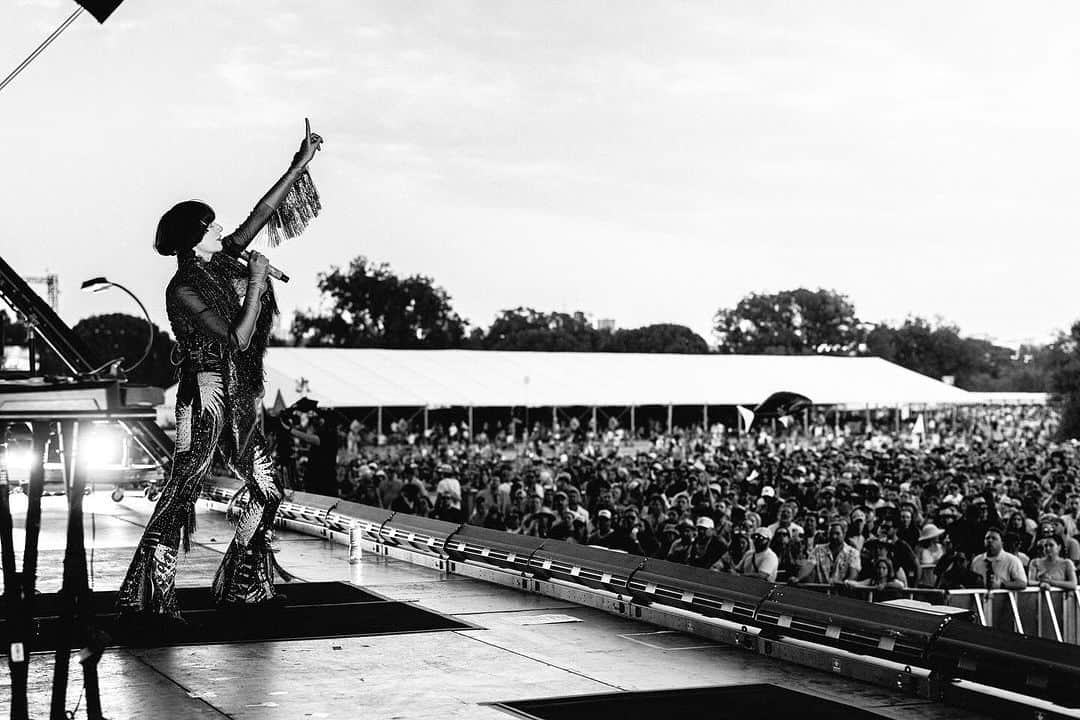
[688,517,725,568]
[611,507,657,556]
[391,483,422,514]
[936,551,984,589]
[300,411,340,497]
[587,509,618,547]
[665,519,696,564]
[870,516,918,582]
[947,494,1000,558]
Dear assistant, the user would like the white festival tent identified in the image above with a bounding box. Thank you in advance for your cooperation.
[248,348,975,411]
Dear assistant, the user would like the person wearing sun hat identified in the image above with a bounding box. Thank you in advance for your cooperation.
[915,523,947,572]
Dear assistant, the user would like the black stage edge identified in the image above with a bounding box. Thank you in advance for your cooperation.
[0,581,475,651]
[489,684,890,720]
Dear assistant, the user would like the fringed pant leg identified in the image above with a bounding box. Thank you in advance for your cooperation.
[211,436,285,606]
[117,371,225,617]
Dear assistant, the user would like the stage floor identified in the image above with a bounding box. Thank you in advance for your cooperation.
[1,492,989,720]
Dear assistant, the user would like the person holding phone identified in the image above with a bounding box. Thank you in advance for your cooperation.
[117,122,324,624]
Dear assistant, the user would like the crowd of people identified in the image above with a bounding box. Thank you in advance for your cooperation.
[269,403,1078,595]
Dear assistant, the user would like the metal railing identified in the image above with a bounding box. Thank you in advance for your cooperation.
[797,583,1080,644]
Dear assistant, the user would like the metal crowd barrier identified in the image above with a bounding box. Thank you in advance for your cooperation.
[199,478,1080,647]
[796,583,1080,645]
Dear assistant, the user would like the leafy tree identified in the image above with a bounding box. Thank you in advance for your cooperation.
[476,308,602,351]
[291,256,468,348]
[1050,324,1080,439]
[603,324,709,354]
[865,317,1025,390]
[713,288,862,354]
[2,310,175,387]
[70,313,176,388]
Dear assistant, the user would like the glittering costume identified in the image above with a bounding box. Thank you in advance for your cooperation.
[118,158,319,617]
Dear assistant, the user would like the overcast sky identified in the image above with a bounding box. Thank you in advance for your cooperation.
[3,0,1080,348]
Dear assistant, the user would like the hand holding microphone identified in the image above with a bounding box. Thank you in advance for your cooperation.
[240,249,290,283]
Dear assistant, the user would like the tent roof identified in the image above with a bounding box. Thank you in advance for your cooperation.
[258,348,974,409]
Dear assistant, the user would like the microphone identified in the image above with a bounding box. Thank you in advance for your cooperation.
[236,250,290,283]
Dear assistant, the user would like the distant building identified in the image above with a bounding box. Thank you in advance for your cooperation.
[597,318,616,332]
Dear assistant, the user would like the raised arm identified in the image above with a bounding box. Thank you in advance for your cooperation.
[222,121,324,255]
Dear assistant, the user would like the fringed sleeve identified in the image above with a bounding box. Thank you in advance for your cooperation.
[221,162,321,254]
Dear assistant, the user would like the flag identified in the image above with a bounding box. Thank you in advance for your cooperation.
[75,0,125,23]
[737,405,755,433]
[912,413,926,436]
[748,391,812,431]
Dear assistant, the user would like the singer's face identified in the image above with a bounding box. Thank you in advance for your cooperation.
[195,221,223,256]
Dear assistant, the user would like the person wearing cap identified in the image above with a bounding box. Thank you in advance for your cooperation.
[656,521,681,559]
[846,509,868,553]
[586,508,618,548]
[796,521,860,585]
[735,526,779,582]
[688,516,725,568]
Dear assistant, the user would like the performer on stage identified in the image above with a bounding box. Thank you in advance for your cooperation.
[117,124,324,621]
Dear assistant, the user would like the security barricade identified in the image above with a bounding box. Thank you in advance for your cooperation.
[797,582,1080,645]
[943,588,1080,644]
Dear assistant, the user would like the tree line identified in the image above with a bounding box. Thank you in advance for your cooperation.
[286,257,1062,393]
[4,253,1080,435]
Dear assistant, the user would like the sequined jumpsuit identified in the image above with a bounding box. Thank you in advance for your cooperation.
[118,165,307,616]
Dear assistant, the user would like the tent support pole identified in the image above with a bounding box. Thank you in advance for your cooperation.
[468,406,474,438]
[895,405,901,433]
[666,404,673,435]
[630,406,636,436]
[377,406,383,439]
[804,407,810,434]
[702,404,707,431]
[591,406,598,434]
[865,404,871,433]
[423,406,429,436]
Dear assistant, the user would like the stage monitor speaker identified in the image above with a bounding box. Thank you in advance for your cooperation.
[635,560,772,624]
[757,585,954,665]
[534,541,653,594]
[447,524,546,573]
[931,618,1080,708]
[381,513,463,553]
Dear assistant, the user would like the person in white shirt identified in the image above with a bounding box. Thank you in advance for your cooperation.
[736,527,779,582]
[972,528,1027,590]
